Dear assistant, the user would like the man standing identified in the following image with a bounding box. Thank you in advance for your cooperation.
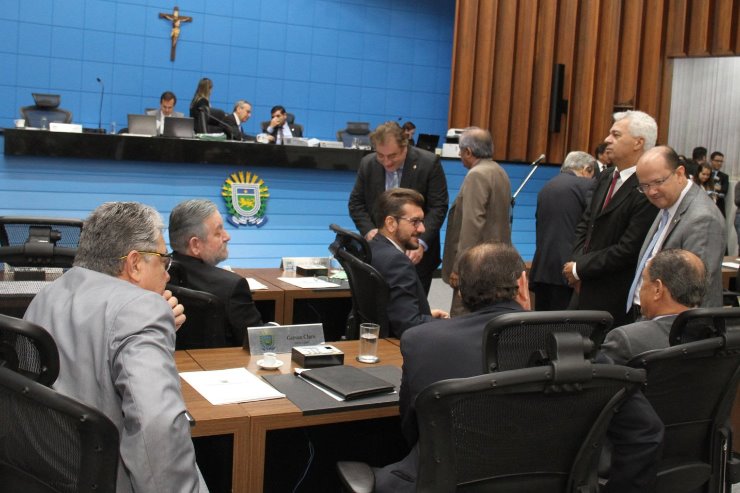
[349,121,449,293]
[530,151,595,310]
[594,142,612,178]
[223,100,253,141]
[169,199,263,346]
[24,202,207,492]
[147,90,184,135]
[563,110,659,327]
[442,127,511,315]
[263,105,302,143]
[710,151,729,216]
[625,146,724,317]
[603,249,706,364]
[369,188,448,337]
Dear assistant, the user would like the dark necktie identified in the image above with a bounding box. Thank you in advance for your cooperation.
[602,170,620,210]
[277,126,284,145]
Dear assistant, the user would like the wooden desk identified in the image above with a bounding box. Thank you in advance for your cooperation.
[181,339,401,492]
[237,272,286,324]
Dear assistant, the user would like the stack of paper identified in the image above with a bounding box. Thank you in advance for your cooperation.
[180,368,284,405]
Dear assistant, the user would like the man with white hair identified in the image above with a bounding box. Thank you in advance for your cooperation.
[564,111,659,327]
[24,202,208,492]
[530,151,595,310]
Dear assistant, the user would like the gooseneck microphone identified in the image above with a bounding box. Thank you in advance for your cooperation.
[531,153,546,166]
[511,153,546,225]
[96,77,104,132]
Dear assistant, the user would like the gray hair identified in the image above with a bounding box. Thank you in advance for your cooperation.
[458,242,524,312]
[233,99,252,112]
[613,110,658,151]
[647,249,706,307]
[169,199,219,253]
[74,202,163,276]
[459,127,493,159]
[561,151,595,173]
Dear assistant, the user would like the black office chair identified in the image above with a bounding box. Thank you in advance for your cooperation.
[0,366,119,493]
[0,314,59,387]
[328,225,389,340]
[482,310,612,372]
[337,332,646,493]
[20,93,73,129]
[0,216,82,269]
[337,122,371,148]
[166,284,227,350]
[627,327,740,493]
[669,306,740,345]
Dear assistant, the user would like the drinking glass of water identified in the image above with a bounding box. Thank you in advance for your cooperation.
[357,323,380,364]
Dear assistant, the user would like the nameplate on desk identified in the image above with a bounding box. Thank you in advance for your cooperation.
[247,323,325,355]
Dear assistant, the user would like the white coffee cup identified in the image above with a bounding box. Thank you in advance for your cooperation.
[14,119,25,128]
[262,352,277,366]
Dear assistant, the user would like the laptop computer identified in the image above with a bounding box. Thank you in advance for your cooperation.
[416,133,440,152]
[163,116,195,138]
[127,114,158,136]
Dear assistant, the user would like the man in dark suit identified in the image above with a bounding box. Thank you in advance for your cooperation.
[710,151,729,216]
[146,90,184,135]
[374,242,663,493]
[530,151,595,310]
[262,105,302,143]
[625,146,725,317]
[169,199,263,346]
[368,188,448,337]
[563,111,659,327]
[223,100,254,141]
[594,141,612,178]
[602,248,706,364]
[349,121,449,293]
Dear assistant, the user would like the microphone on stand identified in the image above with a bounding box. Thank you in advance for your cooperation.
[531,153,546,166]
[96,77,104,133]
[511,153,546,225]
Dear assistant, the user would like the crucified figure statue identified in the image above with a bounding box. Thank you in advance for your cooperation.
[159,6,192,61]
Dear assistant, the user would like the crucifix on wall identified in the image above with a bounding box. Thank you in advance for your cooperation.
[159,6,192,61]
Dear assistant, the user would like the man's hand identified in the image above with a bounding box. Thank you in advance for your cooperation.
[163,289,186,330]
[448,271,460,289]
[365,228,378,241]
[406,248,424,265]
[431,309,450,319]
[562,262,578,286]
[270,115,284,128]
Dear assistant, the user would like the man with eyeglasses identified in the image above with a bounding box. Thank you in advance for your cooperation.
[169,199,263,347]
[349,121,449,294]
[368,188,449,337]
[24,202,208,492]
[624,146,724,317]
[563,110,659,327]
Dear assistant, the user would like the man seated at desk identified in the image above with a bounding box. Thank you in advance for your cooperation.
[373,242,663,493]
[169,199,263,346]
[24,201,208,492]
[369,188,448,337]
[147,90,184,135]
[263,105,302,144]
[223,99,255,142]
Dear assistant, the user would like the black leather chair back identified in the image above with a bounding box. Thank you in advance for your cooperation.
[669,307,740,345]
[483,310,612,373]
[167,284,227,350]
[0,313,59,387]
[0,216,82,268]
[0,366,119,493]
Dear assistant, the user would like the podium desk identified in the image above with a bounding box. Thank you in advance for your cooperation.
[180,339,402,493]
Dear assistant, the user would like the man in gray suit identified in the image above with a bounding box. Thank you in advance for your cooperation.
[625,145,725,319]
[24,202,208,493]
[147,90,184,135]
[603,248,707,364]
[442,127,512,316]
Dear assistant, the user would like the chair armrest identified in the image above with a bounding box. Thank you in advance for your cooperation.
[336,461,374,493]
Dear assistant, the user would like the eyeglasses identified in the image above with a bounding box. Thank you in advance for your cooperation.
[395,216,424,228]
[119,250,173,271]
[635,170,675,194]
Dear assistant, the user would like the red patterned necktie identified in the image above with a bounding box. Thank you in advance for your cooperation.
[602,170,620,210]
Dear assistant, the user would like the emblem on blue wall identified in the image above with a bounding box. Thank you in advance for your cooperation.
[222,171,269,227]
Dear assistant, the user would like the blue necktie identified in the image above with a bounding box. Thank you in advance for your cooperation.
[625,210,670,312]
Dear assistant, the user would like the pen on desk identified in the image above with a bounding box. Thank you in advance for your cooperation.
[184,410,196,427]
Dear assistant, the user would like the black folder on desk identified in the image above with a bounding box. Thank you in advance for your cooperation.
[300,365,394,400]
[263,366,401,415]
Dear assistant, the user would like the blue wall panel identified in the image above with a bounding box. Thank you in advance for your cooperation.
[1,0,453,141]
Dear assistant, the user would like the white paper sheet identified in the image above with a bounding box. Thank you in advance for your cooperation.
[722,262,740,269]
[277,277,340,289]
[179,367,284,405]
[247,278,268,290]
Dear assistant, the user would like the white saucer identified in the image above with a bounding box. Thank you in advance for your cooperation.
[257,359,284,370]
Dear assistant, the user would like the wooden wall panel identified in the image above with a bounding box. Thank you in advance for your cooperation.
[449,0,740,163]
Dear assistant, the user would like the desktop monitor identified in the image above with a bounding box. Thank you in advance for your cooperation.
[163,117,195,138]
[127,114,157,136]
[416,134,440,152]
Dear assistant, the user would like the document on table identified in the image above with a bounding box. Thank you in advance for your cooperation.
[277,277,340,289]
[180,367,285,405]
[722,261,740,269]
[247,278,268,290]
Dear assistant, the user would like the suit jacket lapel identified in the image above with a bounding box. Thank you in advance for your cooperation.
[599,172,637,216]
[399,147,418,189]
[663,184,697,241]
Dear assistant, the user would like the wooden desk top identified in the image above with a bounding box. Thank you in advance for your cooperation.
[237,267,350,296]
